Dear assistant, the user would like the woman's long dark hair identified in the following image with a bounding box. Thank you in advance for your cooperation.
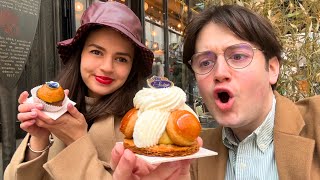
[56,26,146,126]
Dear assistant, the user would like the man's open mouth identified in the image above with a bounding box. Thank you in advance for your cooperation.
[218,91,230,103]
[214,88,234,111]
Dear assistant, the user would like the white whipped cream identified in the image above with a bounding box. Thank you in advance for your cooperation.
[133,86,186,112]
[132,86,198,148]
[133,110,170,147]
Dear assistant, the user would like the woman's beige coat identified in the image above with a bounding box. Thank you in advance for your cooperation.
[4,115,123,180]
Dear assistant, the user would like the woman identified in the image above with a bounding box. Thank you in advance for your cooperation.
[4,2,154,179]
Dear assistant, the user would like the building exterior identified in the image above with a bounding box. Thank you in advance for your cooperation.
[2,0,320,176]
[0,0,213,173]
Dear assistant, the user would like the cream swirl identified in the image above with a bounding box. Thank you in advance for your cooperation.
[133,110,170,147]
[133,86,186,112]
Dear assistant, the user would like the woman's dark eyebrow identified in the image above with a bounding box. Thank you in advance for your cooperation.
[116,52,133,59]
[87,43,106,51]
[87,43,132,59]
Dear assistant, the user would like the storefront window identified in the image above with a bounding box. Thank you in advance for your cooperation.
[168,33,183,87]
[74,0,89,29]
[144,0,187,88]
[145,20,165,77]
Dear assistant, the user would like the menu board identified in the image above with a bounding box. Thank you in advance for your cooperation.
[0,0,41,89]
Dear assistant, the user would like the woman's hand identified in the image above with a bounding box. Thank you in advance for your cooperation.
[17,91,52,161]
[17,91,50,139]
[34,103,88,146]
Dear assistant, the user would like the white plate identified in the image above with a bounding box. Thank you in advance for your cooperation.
[26,97,76,120]
[116,142,218,164]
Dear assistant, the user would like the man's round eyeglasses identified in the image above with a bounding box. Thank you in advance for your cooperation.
[188,43,263,75]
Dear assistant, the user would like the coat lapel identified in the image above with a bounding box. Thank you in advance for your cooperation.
[197,127,228,180]
[195,92,316,180]
[88,116,116,166]
[48,135,66,160]
[274,92,315,179]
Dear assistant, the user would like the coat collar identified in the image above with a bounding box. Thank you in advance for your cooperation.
[88,116,117,166]
[273,91,305,134]
[197,127,228,180]
[273,91,315,179]
[197,92,315,180]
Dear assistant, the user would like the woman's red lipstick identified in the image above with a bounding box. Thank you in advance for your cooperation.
[95,76,113,85]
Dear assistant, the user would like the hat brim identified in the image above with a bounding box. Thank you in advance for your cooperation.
[57,23,154,77]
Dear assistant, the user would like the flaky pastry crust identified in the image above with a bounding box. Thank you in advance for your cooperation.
[123,138,199,157]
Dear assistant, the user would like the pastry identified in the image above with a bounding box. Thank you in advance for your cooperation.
[37,81,65,106]
[120,76,201,157]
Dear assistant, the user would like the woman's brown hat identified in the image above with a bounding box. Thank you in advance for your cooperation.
[57,1,154,77]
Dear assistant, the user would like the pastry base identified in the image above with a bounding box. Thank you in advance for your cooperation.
[123,138,199,157]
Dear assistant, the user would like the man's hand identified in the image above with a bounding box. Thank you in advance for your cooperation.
[111,143,194,180]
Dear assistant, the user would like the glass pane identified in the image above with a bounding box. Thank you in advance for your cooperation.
[167,0,186,89]
[75,0,89,29]
[145,21,165,77]
[168,32,183,88]
[144,0,165,77]
[144,0,189,88]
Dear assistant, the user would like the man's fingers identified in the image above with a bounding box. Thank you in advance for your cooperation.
[132,158,157,176]
[197,137,203,147]
[113,149,137,180]
[111,144,157,177]
[177,160,192,177]
[146,161,180,179]
[146,160,192,180]
[18,91,29,104]
[110,143,125,170]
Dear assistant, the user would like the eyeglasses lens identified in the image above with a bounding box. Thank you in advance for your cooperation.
[191,44,255,74]
[225,44,254,69]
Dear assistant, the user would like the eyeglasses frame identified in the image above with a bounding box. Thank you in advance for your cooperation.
[188,43,263,75]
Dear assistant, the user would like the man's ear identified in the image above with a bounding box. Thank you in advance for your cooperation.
[268,56,280,85]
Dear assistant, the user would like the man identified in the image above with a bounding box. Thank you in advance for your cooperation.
[111,5,320,180]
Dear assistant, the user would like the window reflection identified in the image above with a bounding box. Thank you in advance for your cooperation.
[74,0,87,29]
[145,0,187,88]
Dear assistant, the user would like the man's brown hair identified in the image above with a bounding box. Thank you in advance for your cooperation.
[183,5,282,89]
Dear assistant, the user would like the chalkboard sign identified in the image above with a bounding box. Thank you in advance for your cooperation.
[0,0,41,89]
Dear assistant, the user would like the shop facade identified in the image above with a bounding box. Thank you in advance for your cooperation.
[0,0,215,174]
